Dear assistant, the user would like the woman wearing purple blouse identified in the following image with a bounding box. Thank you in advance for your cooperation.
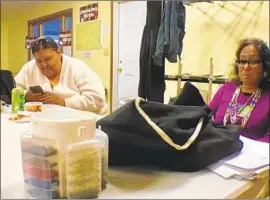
[210,38,270,143]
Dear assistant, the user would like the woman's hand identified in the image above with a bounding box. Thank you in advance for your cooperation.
[25,91,43,102]
[38,92,65,106]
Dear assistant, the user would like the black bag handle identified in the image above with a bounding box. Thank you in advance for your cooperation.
[135,97,204,150]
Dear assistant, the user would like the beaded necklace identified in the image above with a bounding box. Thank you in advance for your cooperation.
[223,86,261,128]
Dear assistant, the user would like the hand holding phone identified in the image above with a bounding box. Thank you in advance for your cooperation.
[30,86,44,94]
[26,86,44,102]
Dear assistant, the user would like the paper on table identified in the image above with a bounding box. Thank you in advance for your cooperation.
[208,136,269,180]
[207,151,243,179]
[208,163,238,179]
[209,161,268,180]
[239,136,269,154]
[224,136,269,170]
[224,154,269,170]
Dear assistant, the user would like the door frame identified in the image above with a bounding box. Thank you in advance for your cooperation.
[112,1,144,112]
[112,1,131,112]
[112,1,120,112]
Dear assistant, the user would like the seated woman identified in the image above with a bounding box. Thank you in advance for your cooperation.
[15,36,107,114]
[210,38,270,143]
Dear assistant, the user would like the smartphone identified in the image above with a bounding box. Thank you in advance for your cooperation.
[30,86,44,94]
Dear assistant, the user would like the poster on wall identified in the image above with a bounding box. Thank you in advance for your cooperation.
[59,30,72,46]
[80,5,90,22]
[25,36,37,49]
[89,2,98,20]
[80,2,98,23]
[63,46,72,57]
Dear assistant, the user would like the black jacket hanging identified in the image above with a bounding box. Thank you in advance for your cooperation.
[138,1,165,103]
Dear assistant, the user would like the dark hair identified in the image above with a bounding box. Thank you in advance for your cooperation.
[31,36,59,54]
[229,38,270,90]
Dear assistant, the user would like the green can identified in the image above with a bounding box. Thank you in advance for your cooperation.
[11,88,25,113]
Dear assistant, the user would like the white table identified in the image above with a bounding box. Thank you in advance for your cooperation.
[0,105,261,199]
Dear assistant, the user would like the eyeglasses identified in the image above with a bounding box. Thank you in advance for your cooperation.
[236,60,261,68]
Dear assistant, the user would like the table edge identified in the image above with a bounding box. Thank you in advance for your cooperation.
[226,168,269,199]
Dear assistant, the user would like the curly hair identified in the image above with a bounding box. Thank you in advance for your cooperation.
[229,38,270,90]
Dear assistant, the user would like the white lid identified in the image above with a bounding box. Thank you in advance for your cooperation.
[31,110,97,123]
[25,102,43,106]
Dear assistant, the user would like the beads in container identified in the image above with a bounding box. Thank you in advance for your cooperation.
[20,135,60,199]
[95,126,109,189]
[66,140,102,199]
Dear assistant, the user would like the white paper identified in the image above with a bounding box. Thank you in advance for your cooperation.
[83,51,91,59]
[208,136,269,180]
[208,163,237,179]
[63,46,72,57]
[224,136,269,170]
[224,154,269,170]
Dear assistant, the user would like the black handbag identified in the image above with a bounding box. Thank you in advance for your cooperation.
[97,82,243,172]
[0,70,16,104]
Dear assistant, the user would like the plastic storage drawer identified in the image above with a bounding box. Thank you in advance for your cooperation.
[25,183,59,199]
[24,175,59,190]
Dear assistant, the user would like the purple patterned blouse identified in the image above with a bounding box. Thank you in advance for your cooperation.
[209,82,270,143]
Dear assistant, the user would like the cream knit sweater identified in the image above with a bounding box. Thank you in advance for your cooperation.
[15,55,107,114]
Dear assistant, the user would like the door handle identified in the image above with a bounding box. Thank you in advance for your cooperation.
[118,60,123,74]
[117,67,123,74]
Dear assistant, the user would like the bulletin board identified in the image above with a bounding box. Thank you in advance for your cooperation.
[76,20,102,50]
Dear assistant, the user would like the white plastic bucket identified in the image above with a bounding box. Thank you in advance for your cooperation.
[31,110,97,145]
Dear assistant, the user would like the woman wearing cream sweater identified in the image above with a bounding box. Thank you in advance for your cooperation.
[15,36,107,114]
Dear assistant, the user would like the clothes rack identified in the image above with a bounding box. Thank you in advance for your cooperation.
[165,57,228,103]
[164,74,227,84]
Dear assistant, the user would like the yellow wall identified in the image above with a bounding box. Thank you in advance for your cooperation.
[165,1,269,101]
[2,1,269,107]
[1,15,9,70]
[1,1,112,108]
